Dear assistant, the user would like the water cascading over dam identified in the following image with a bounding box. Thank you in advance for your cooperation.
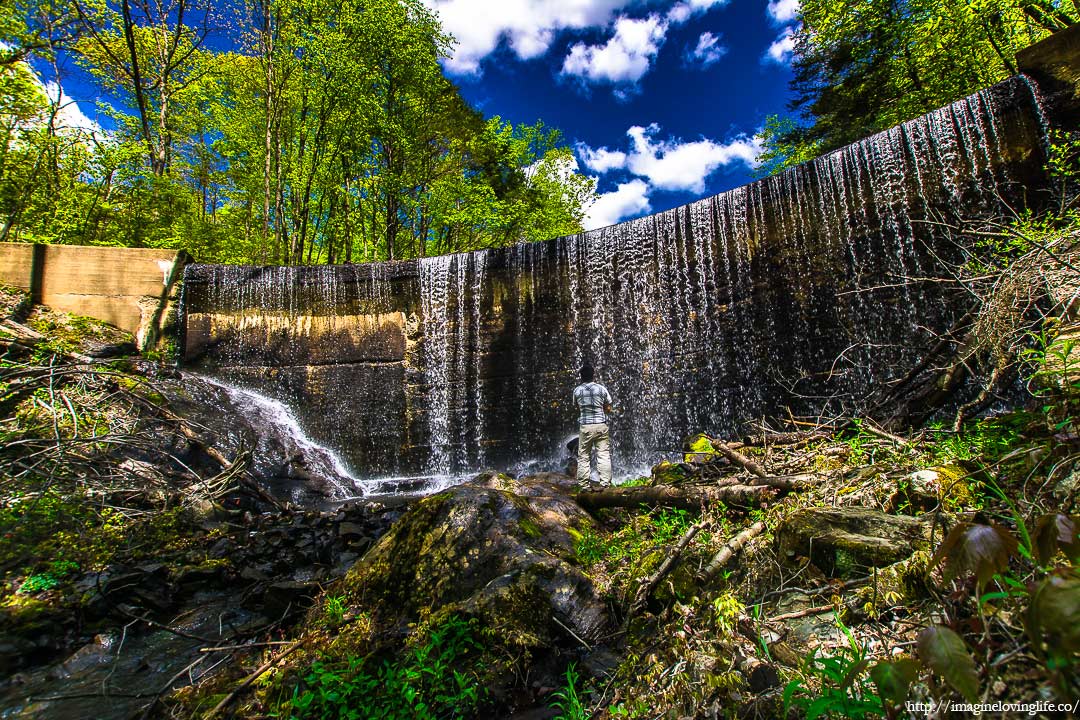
[181,71,1064,492]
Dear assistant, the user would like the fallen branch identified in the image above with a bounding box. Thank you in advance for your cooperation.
[770,604,836,622]
[860,421,912,448]
[205,640,304,719]
[712,442,767,477]
[742,429,831,447]
[628,520,707,620]
[576,484,776,512]
[742,474,817,491]
[697,521,766,584]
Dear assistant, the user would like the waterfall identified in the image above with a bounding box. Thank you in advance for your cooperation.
[182,74,1050,489]
[417,251,489,474]
[191,373,359,498]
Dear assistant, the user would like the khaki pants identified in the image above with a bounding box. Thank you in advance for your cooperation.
[577,423,611,485]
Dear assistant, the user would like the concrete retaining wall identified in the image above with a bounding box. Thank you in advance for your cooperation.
[0,243,189,349]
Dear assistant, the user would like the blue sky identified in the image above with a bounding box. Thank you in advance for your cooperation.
[44,0,801,231]
[427,0,801,228]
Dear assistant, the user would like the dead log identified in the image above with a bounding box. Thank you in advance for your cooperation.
[770,604,837,622]
[627,520,707,620]
[742,429,831,447]
[712,442,767,477]
[697,521,766,584]
[575,484,776,512]
[860,421,912,447]
[736,651,781,692]
[743,474,817,491]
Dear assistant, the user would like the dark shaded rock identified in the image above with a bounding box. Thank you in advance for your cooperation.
[262,581,318,620]
[336,520,367,537]
[208,538,236,558]
[172,564,228,590]
[580,647,620,680]
[83,340,137,358]
[239,566,269,582]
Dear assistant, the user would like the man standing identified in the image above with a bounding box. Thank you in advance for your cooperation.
[573,365,613,486]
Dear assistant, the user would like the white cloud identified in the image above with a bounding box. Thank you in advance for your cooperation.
[577,143,628,173]
[425,0,634,75]
[577,123,761,198]
[686,31,726,68]
[561,14,667,84]
[427,0,732,76]
[42,81,105,139]
[4,52,104,140]
[624,124,760,193]
[767,0,800,23]
[765,26,795,64]
[584,179,651,230]
[667,0,729,22]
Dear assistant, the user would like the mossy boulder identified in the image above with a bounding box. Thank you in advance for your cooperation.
[683,433,717,463]
[340,472,607,651]
[904,465,974,511]
[651,460,695,485]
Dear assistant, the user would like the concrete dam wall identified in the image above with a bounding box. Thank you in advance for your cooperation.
[182,32,1078,482]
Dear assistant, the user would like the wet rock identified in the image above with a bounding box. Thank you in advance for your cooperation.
[59,634,116,676]
[343,474,608,650]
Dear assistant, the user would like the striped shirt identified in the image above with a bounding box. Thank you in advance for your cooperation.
[573,382,612,426]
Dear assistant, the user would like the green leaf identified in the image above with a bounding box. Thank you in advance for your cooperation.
[869,658,918,705]
[916,625,980,702]
[782,678,804,714]
[806,696,836,720]
[838,658,870,691]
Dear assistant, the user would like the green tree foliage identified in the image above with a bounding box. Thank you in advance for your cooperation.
[0,0,596,263]
[757,0,1079,174]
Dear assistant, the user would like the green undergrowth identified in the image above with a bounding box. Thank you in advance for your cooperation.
[563,400,1080,718]
[270,615,487,720]
[575,504,736,602]
[0,294,207,635]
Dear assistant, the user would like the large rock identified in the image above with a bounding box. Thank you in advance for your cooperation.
[777,507,935,577]
[341,472,607,649]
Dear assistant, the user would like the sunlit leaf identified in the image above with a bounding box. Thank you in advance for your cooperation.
[929,522,1018,587]
[1033,513,1080,565]
[1026,568,1080,658]
[917,625,979,702]
[838,658,869,691]
[869,658,919,705]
